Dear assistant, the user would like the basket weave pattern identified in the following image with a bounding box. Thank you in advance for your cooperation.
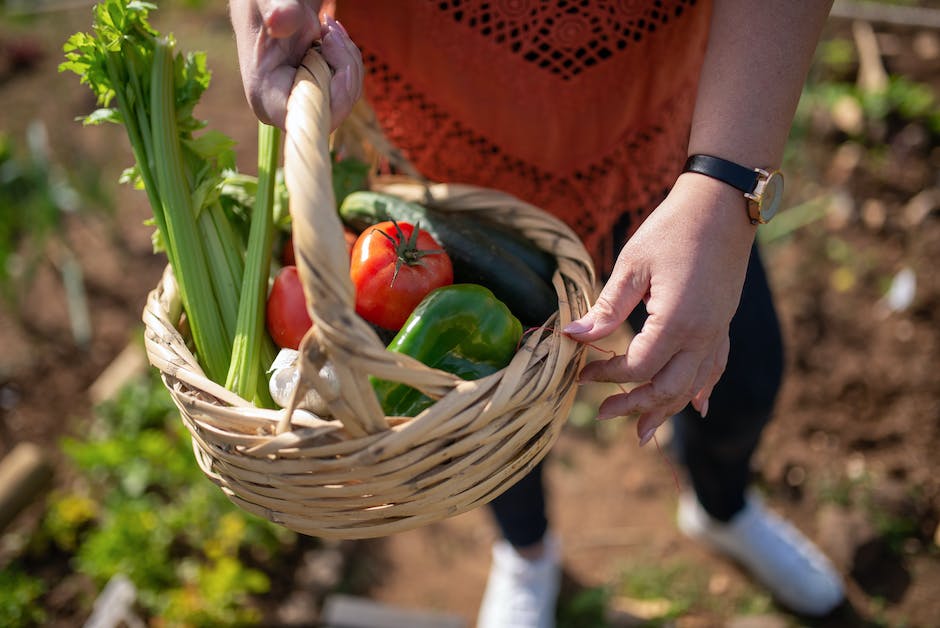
[142,51,597,539]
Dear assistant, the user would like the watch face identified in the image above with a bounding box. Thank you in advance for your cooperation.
[759,171,784,222]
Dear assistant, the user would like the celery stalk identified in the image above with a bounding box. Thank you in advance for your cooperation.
[197,204,242,342]
[150,40,231,382]
[63,1,280,401]
[226,122,280,406]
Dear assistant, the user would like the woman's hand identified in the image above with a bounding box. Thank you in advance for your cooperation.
[230,0,362,129]
[565,0,832,447]
[564,174,757,446]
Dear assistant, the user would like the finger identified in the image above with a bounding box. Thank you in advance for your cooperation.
[564,262,648,341]
[321,15,363,128]
[260,0,321,39]
[690,335,729,416]
[691,384,710,417]
[337,19,363,103]
[236,1,319,127]
[615,313,694,384]
[578,313,681,385]
[253,63,297,128]
[590,391,679,447]
[635,371,701,446]
[579,353,628,384]
[636,402,686,447]
[688,344,718,414]
[594,349,702,417]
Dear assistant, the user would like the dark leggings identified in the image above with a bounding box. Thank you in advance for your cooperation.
[488,244,784,547]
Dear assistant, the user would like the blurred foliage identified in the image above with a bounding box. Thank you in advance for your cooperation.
[0,568,47,627]
[816,468,926,556]
[332,154,371,208]
[0,123,112,346]
[0,125,79,302]
[557,586,609,628]
[616,560,706,620]
[217,153,369,240]
[791,34,940,151]
[1,0,209,14]
[9,368,300,626]
[798,74,940,136]
[555,555,774,626]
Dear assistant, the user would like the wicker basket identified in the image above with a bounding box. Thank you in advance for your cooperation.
[142,51,597,539]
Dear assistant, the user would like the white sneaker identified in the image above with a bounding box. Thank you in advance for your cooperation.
[677,491,844,617]
[477,533,561,628]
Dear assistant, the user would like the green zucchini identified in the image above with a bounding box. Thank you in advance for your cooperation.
[469,216,558,284]
[339,191,558,326]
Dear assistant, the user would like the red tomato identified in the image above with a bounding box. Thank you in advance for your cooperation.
[350,221,453,330]
[266,265,313,349]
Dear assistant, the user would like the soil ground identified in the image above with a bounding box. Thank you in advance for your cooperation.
[1,4,938,627]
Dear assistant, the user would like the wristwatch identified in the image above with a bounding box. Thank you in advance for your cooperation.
[682,154,784,225]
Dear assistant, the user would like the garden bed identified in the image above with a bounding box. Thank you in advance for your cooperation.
[0,3,938,626]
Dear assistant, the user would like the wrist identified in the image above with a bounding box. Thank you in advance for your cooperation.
[682,153,785,225]
[674,172,759,240]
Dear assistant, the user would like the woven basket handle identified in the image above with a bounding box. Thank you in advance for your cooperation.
[283,49,390,437]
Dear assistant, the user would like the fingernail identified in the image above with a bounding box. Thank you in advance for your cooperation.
[329,16,349,36]
[700,398,709,418]
[324,15,338,35]
[321,15,334,36]
[596,410,616,421]
[638,427,656,447]
[563,319,593,335]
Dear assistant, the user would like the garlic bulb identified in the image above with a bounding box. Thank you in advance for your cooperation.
[268,349,334,416]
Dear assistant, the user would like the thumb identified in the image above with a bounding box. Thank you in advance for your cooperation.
[260,0,319,38]
[564,267,648,341]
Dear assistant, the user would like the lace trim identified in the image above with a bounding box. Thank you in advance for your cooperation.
[363,52,696,271]
[436,0,697,81]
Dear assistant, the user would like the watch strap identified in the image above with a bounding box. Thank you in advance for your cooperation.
[683,154,760,195]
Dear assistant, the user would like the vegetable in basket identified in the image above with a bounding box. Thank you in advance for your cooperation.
[266,266,313,350]
[339,191,558,327]
[350,220,454,331]
[61,0,277,406]
[372,284,523,417]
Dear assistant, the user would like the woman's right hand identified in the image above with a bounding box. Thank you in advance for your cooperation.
[230,0,362,129]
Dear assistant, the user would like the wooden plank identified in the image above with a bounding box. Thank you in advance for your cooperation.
[0,442,53,532]
[321,594,466,628]
[88,341,148,406]
[830,0,940,29]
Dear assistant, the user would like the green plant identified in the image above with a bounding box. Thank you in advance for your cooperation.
[733,590,774,616]
[557,586,609,628]
[816,470,868,508]
[0,568,47,627]
[795,73,940,139]
[0,125,104,345]
[41,492,98,552]
[39,369,297,625]
[61,0,278,396]
[616,559,710,620]
[815,470,923,556]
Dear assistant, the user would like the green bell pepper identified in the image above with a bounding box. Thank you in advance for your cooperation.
[372,284,523,417]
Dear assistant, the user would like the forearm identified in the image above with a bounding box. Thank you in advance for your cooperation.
[688,0,833,168]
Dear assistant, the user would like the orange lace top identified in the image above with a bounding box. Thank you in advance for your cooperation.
[337,0,713,272]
